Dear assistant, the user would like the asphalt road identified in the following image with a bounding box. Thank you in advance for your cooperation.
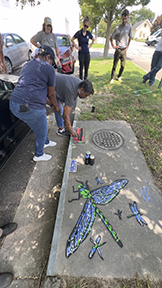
[0,40,160,230]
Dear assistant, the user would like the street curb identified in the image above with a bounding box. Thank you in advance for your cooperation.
[47,97,81,275]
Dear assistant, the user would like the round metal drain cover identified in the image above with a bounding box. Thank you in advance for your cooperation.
[92,129,124,150]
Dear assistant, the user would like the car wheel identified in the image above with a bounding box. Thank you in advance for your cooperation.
[5,58,12,74]
[28,50,32,61]
[151,41,156,46]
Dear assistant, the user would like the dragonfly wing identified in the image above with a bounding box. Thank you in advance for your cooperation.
[129,202,136,214]
[137,214,147,226]
[66,199,96,258]
[97,247,104,260]
[133,202,140,214]
[91,179,128,204]
[89,246,97,259]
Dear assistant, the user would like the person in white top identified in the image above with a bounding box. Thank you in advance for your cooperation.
[143,33,162,86]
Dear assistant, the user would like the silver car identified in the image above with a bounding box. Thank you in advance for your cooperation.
[1,33,32,74]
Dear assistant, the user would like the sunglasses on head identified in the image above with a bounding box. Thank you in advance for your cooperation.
[84,24,89,28]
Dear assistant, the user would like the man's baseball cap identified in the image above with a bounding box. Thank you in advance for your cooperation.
[44,17,52,26]
[39,46,55,62]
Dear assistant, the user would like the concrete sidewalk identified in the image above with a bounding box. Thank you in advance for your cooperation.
[47,120,162,280]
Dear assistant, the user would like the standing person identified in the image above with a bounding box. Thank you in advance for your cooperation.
[109,9,132,84]
[142,33,162,86]
[30,17,61,65]
[9,46,60,162]
[71,16,95,80]
[0,33,8,74]
[47,73,94,137]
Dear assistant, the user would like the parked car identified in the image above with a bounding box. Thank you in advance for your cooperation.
[1,33,32,74]
[0,74,30,170]
[145,29,162,46]
[55,33,76,74]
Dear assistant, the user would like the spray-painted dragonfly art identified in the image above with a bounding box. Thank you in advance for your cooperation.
[127,201,147,227]
[88,236,106,260]
[66,179,128,258]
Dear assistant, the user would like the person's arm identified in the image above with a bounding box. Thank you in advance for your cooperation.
[55,47,61,65]
[63,104,77,137]
[30,37,40,48]
[88,36,95,49]
[71,36,81,51]
[47,86,61,114]
[110,36,119,50]
[126,36,132,50]
[0,33,8,73]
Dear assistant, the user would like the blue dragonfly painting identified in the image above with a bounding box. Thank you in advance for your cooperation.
[127,201,147,227]
[66,179,128,258]
[88,236,106,260]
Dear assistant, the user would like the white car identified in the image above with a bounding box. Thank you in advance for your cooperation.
[145,29,162,46]
[1,33,32,73]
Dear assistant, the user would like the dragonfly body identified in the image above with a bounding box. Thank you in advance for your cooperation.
[66,179,128,258]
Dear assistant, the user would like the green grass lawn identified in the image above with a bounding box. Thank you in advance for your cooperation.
[93,43,105,48]
[79,57,162,191]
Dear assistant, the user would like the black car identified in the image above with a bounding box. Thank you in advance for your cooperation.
[0,74,30,169]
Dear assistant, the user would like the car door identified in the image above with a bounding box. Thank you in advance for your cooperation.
[4,34,19,67]
[12,34,28,64]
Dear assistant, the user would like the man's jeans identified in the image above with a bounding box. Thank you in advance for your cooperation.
[143,51,162,85]
[9,100,49,157]
[54,97,64,128]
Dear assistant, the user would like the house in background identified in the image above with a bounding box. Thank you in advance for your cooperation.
[132,19,152,39]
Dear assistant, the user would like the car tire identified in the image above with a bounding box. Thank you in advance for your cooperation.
[5,58,12,74]
[151,41,156,46]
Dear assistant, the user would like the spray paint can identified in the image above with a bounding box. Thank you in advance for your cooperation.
[89,155,95,166]
[91,105,95,112]
[85,151,91,165]
[85,154,89,165]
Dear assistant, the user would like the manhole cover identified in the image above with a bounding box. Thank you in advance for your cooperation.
[92,129,124,150]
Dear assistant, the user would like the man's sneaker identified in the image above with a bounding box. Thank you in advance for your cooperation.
[7,136,15,142]
[44,141,57,148]
[110,79,114,84]
[117,77,122,82]
[56,128,70,137]
[33,153,52,162]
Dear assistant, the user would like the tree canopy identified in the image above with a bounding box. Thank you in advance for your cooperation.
[79,0,150,56]
[151,15,162,34]
[129,7,155,25]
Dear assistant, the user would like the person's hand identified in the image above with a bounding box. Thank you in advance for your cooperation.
[52,104,61,114]
[77,46,81,51]
[71,130,78,137]
[114,45,119,50]
[57,57,61,66]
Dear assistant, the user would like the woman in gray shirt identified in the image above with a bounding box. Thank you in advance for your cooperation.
[30,17,61,65]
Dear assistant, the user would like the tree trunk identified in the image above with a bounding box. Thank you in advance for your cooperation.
[103,14,112,57]
[0,33,8,74]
